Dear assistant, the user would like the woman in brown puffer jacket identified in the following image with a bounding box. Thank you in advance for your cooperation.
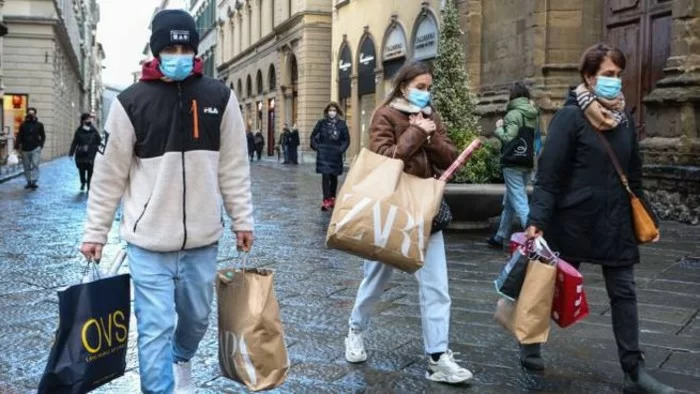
[343,61,473,385]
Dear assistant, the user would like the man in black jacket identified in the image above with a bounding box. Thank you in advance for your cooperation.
[14,107,45,189]
[69,113,101,191]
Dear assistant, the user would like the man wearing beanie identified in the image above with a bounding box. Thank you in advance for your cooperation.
[80,9,254,394]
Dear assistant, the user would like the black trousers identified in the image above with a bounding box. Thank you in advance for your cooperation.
[288,146,298,164]
[528,262,642,373]
[77,162,93,187]
[322,174,338,200]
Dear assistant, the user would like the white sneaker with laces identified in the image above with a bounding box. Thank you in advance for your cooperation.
[173,361,194,394]
[426,350,473,384]
[344,328,368,363]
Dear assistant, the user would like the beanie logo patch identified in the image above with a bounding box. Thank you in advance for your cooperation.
[170,30,190,43]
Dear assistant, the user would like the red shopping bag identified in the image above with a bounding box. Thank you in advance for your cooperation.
[509,232,528,255]
[551,259,589,328]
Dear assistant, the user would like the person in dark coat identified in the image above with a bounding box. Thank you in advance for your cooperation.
[246,129,255,161]
[310,102,349,211]
[69,113,102,191]
[288,123,301,164]
[14,107,46,189]
[525,43,673,394]
[253,130,265,160]
[280,124,291,164]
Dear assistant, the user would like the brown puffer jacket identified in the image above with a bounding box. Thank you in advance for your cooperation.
[369,104,457,178]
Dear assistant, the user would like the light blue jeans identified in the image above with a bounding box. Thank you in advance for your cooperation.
[349,231,450,354]
[127,243,218,394]
[21,147,41,184]
[496,168,532,241]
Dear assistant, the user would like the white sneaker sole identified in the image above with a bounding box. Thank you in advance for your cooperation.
[344,338,368,363]
[426,370,473,384]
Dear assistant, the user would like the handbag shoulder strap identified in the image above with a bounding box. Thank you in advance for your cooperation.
[593,130,634,196]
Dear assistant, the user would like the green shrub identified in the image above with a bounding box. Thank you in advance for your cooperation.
[433,0,502,184]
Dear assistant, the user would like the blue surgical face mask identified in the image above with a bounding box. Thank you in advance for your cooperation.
[159,54,194,81]
[594,76,622,99]
[407,88,431,108]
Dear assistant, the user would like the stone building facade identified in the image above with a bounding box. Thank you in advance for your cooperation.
[190,0,217,77]
[216,0,333,161]
[331,0,444,159]
[1,0,102,162]
[456,0,699,224]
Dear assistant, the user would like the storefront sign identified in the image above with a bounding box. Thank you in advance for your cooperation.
[413,14,438,61]
[358,37,377,96]
[338,44,352,99]
[383,26,407,62]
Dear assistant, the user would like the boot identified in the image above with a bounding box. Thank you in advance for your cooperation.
[487,236,504,249]
[519,343,545,371]
[623,367,674,394]
[321,199,329,212]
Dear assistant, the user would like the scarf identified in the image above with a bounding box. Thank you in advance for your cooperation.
[574,84,627,131]
[389,97,433,116]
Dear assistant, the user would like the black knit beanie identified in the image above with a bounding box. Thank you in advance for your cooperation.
[149,9,200,57]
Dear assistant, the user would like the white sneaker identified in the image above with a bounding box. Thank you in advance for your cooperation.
[173,361,194,394]
[426,350,473,384]
[344,328,368,363]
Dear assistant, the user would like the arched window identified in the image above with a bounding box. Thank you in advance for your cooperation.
[268,64,276,90]
[237,79,243,98]
[246,75,252,97]
[337,43,352,100]
[357,34,377,96]
[256,70,264,94]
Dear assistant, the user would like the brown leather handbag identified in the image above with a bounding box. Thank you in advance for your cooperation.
[594,131,659,243]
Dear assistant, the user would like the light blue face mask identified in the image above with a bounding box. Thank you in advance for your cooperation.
[594,76,622,99]
[407,88,431,108]
[159,54,194,81]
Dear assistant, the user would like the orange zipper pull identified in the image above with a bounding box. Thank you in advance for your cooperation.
[191,99,199,139]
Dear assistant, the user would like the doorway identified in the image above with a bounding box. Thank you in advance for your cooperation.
[603,0,673,138]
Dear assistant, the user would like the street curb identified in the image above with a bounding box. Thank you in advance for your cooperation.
[0,169,22,184]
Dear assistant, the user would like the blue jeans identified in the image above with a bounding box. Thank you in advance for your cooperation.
[127,243,218,394]
[21,147,41,184]
[496,168,531,241]
[349,232,451,354]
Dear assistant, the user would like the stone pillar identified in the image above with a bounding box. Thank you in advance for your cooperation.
[349,74,361,159]
[457,0,482,91]
[641,0,700,224]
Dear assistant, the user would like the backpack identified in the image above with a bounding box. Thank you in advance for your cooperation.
[254,134,264,145]
[500,113,535,168]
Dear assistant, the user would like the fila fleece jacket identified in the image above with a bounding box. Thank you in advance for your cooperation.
[83,69,253,252]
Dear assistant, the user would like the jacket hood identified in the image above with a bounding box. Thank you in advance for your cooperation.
[140,57,204,81]
[507,97,539,119]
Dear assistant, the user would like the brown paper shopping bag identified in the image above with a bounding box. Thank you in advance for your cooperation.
[326,148,444,273]
[216,268,289,391]
[512,259,557,344]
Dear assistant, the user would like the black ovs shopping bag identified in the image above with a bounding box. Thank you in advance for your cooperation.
[38,272,130,394]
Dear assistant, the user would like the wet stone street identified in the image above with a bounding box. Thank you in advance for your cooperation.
[0,157,699,394]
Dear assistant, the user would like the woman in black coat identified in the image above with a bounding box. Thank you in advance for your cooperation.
[69,113,102,192]
[525,44,672,394]
[310,102,349,211]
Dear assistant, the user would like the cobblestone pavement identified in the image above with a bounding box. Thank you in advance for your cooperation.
[1,157,699,393]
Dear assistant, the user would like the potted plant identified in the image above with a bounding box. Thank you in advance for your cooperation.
[433,1,508,229]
